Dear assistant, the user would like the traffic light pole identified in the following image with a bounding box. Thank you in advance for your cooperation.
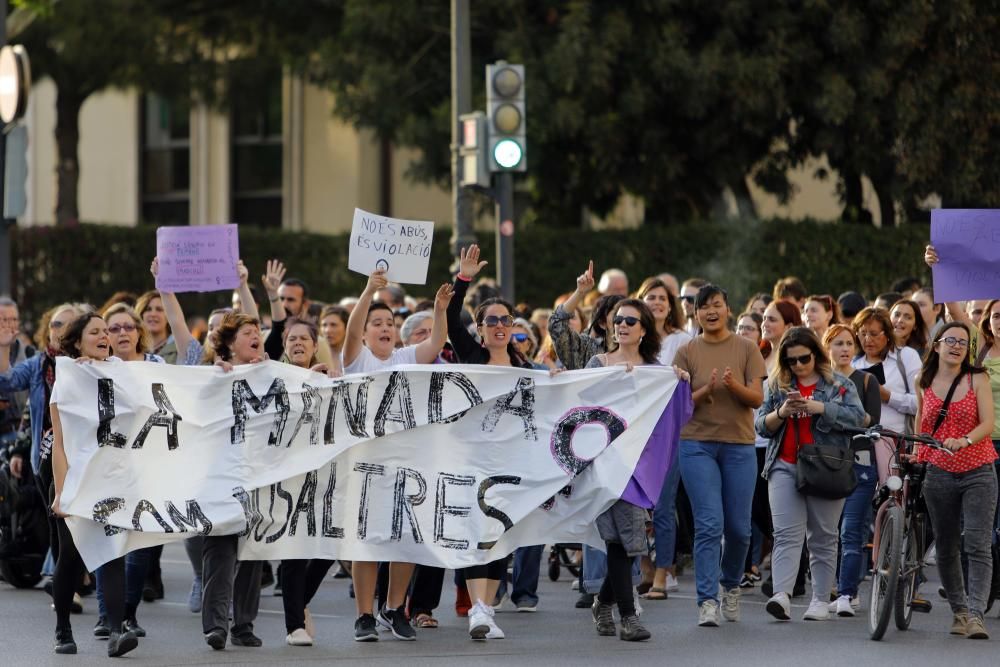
[0,0,10,299]
[494,172,514,303]
[449,0,476,268]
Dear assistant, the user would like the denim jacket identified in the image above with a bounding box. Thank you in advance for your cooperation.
[0,354,48,474]
[755,371,865,479]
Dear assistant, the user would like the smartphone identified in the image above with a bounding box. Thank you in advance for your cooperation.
[787,391,802,401]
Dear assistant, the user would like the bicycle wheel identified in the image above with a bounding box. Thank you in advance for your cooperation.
[869,504,903,641]
[894,514,923,630]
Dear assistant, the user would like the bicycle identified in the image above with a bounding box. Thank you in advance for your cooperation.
[847,425,953,641]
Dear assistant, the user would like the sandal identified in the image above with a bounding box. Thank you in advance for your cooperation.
[413,613,439,628]
[640,587,668,600]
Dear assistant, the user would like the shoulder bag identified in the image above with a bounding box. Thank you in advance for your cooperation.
[894,352,916,435]
[794,384,858,499]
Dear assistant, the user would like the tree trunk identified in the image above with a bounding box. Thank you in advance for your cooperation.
[729,177,758,219]
[875,181,895,228]
[841,171,870,224]
[54,87,83,227]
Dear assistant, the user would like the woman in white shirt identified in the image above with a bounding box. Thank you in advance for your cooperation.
[850,307,920,480]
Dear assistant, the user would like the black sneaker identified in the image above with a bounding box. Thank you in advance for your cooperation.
[377,605,416,641]
[204,628,226,650]
[575,592,595,609]
[123,617,146,638]
[354,613,379,642]
[619,614,651,642]
[107,630,138,658]
[54,627,77,654]
[94,616,110,639]
[230,627,262,647]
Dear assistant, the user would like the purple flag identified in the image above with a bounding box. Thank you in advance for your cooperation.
[620,382,694,509]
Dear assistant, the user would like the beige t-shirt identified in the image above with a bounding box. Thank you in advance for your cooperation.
[673,334,767,444]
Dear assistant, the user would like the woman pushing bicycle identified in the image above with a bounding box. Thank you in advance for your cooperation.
[915,321,996,639]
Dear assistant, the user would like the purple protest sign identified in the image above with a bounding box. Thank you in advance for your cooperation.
[930,209,1000,303]
[155,224,240,293]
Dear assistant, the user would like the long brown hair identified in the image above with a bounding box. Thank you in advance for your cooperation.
[979,299,1000,353]
[612,299,661,364]
[891,299,928,352]
[475,297,529,367]
[918,322,985,389]
[769,326,835,392]
[635,277,684,335]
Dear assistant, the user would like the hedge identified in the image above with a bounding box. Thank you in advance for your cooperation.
[10,219,931,331]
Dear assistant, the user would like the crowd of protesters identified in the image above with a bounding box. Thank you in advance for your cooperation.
[0,241,998,657]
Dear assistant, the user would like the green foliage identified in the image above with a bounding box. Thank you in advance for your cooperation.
[10,221,930,331]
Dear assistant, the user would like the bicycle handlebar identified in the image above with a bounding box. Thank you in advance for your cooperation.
[845,424,954,455]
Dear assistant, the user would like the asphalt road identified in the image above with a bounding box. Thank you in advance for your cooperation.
[1,543,998,666]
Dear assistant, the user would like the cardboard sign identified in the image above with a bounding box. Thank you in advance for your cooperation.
[348,208,435,284]
[930,209,1000,302]
[156,224,240,293]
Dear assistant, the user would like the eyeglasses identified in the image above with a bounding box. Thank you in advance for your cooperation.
[482,315,514,328]
[938,336,970,349]
[858,330,885,339]
[512,333,529,343]
[736,325,758,333]
[680,296,695,304]
[108,324,137,334]
[785,353,814,366]
[613,315,640,327]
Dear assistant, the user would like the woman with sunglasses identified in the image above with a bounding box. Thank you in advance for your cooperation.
[851,307,921,479]
[549,260,625,372]
[756,327,864,622]
[448,245,547,640]
[915,323,995,638]
[49,312,140,657]
[822,324,881,617]
[673,285,767,628]
[585,299,690,641]
[511,317,539,360]
[341,270,453,643]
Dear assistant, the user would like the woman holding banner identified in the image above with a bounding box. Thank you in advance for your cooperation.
[447,245,545,641]
[48,311,139,657]
[341,269,453,643]
[585,297,690,641]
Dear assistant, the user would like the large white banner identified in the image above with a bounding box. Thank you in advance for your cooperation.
[54,359,689,570]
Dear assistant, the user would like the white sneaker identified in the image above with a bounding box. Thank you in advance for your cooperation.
[634,589,643,617]
[721,587,741,622]
[698,600,720,627]
[925,544,937,566]
[766,592,791,621]
[486,617,505,639]
[833,595,855,617]
[468,601,491,640]
[803,598,830,621]
[664,573,679,592]
[571,579,580,591]
[303,607,316,638]
[286,628,313,646]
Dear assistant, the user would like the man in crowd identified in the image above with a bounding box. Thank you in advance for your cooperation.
[278,278,312,322]
[0,297,32,477]
[597,268,629,296]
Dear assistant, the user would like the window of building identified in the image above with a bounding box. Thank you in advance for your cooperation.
[230,62,283,227]
[140,93,191,224]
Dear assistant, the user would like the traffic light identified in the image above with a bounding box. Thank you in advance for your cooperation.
[486,62,526,172]
[458,111,489,188]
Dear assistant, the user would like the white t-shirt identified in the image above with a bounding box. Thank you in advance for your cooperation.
[658,330,693,366]
[344,345,418,374]
[852,347,920,432]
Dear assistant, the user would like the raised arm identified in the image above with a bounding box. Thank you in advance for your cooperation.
[560,260,595,316]
[414,283,455,364]
[261,259,287,324]
[235,260,260,321]
[151,257,195,362]
[547,261,602,369]
[343,270,388,368]
[446,245,489,362]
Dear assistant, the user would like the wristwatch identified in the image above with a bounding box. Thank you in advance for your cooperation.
[964,435,973,447]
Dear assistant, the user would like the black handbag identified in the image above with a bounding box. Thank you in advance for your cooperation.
[791,392,857,499]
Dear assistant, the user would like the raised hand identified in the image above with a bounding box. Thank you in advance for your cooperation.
[237,260,249,286]
[924,244,938,267]
[459,244,488,279]
[262,259,287,294]
[434,283,455,312]
[364,269,389,295]
[150,257,159,278]
[576,260,596,294]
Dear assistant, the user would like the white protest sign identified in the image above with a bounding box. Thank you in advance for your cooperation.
[348,208,435,284]
[54,359,689,570]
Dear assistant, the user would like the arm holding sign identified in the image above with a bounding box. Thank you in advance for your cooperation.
[235,260,260,322]
[343,270,388,368]
[151,257,197,363]
[413,283,454,364]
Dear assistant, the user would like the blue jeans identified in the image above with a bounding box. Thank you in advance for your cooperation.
[837,462,876,597]
[652,450,682,569]
[96,547,153,618]
[510,545,544,605]
[678,440,757,604]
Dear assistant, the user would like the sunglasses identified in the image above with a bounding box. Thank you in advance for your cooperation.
[680,296,695,304]
[512,333,529,343]
[482,315,514,328]
[613,315,640,327]
[108,324,137,334]
[785,353,813,366]
[938,336,969,349]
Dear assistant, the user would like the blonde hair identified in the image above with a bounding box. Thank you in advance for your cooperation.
[102,302,151,355]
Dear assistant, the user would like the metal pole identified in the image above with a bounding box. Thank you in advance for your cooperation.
[449,0,475,269]
[0,0,10,299]
[495,171,514,302]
